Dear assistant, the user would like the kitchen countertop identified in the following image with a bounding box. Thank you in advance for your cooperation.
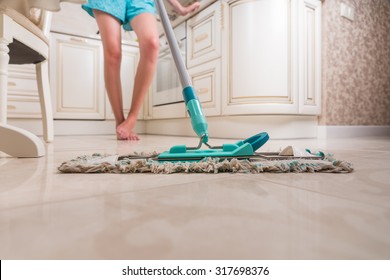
[162,0,217,31]
[50,0,217,44]
[0,0,86,15]
[51,0,324,41]
[50,1,139,45]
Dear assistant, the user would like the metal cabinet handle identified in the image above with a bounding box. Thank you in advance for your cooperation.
[70,37,88,43]
[195,33,208,43]
[197,88,209,94]
[8,81,16,87]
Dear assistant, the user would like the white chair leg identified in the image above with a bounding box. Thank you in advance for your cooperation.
[36,60,54,142]
[0,38,45,158]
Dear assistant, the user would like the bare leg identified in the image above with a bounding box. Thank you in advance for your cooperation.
[116,13,159,140]
[93,10,127,139]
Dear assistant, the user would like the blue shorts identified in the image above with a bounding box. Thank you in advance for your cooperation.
[82,0,156,31]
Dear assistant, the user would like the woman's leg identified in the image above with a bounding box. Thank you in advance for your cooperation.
[116,13,159,140]
[93,10,127,139]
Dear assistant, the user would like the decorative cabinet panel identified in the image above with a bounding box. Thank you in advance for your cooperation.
[187,1,222,68]
[298,0,322,114]
[105,44,143,120]
[222,0,299,115]
[185,1,222,117]
[189,58,221,116]
[222,0,321,116]
[50,32,105,120]
[7,65,42,118]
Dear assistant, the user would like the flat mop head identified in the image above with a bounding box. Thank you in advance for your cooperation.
[157,132,269,161]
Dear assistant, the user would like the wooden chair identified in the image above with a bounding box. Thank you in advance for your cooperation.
[0,5,53,157]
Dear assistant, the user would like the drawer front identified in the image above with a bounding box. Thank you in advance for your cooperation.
[7,77,38,96]
[7,98,42,119]
[187,1,221,68]
[189,59,221,116]
[8,64,36,77]
[7,66,41,119]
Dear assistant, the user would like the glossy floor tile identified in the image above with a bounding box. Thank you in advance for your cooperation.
[0,135,390,259]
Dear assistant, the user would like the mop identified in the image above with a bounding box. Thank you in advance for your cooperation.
[153,0,323,162]
[154,0,271,161]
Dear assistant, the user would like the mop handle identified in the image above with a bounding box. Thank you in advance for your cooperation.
[154,0,209,143]
[154,0,192,88]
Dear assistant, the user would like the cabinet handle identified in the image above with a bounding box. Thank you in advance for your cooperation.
[8,81,16,87]
[7,105,16,110]
[195,33,208,43]
[197,88,209,94]
[70,37,88,43]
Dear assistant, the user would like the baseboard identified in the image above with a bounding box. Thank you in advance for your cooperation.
[13,119,389,140]
[318,125,390,138]
[8,119,147,136]
[146,115,319,140]
[9,116,318,140]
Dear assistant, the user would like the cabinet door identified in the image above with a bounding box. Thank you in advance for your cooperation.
[222,0,299,115]
[50,33,105,120]
[189,59,221,116]
[298,0,321,115]
[187,1,222,68]
[105,44,143,120]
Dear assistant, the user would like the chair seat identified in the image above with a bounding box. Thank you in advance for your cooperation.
[9,39,46,64]
[0,5,49,45]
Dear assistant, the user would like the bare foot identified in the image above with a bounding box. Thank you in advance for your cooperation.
[116,119,140,141]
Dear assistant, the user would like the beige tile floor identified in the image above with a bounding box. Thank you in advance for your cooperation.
[0,134,389,259]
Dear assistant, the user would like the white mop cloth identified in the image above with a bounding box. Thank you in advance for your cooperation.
[58,150,353,174]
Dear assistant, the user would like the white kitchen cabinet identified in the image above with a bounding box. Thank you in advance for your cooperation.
[222,0,297,115]
[138,0,323,139]
[50,32,105,120]
[186,1,222,117]
[221,0,321,116]
[105,44,144,120]
[7,65,42,119]
[298,0,322,114]
[189,58,221,116]
[187,1,222,68]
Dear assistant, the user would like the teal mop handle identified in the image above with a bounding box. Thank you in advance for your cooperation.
[154,0,209,143]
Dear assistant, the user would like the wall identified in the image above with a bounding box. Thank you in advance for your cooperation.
[320,0,390,125]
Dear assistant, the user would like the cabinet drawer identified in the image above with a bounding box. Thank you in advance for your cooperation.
[7,66,41,119]
[7,77,38,96]
[7,77,40,119]
[8,64,36,77]
[7,98,42,119]
[8,64,38,96]
[187,1,222,68]
[189,59,221,116]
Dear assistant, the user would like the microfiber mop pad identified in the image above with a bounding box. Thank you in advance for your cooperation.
[58,152,353,174]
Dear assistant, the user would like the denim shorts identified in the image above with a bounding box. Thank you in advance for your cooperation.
[82,0,156,31]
